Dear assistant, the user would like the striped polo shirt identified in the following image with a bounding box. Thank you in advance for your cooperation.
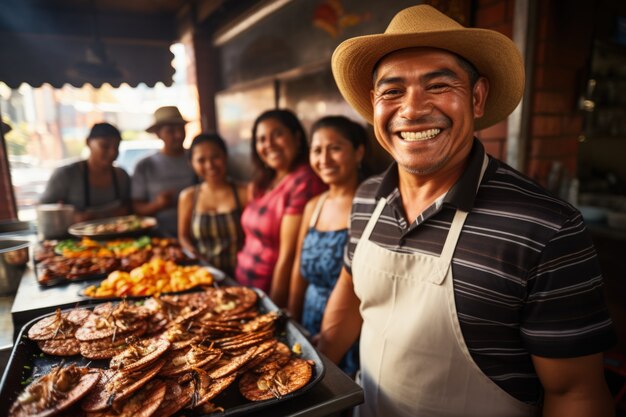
[345,139,616,404]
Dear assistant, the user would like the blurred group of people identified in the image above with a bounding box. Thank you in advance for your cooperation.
[40,106,195,236]
[40,104,366,375]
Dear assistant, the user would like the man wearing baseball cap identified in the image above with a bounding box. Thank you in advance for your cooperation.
[132,106,196,236]
[318,5,615,416]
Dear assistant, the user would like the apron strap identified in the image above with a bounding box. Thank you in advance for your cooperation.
[362,197,387,241]
[360,153,490,284]
[436,152,490,280]
[82,161,120,209]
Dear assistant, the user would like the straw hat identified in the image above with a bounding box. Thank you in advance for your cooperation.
[331,5,525,131]
[146,106,188,133]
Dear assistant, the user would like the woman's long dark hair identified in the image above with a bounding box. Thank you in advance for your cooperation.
[250,109,309,192]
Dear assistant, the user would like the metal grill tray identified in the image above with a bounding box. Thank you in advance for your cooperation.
[0,288,325,416]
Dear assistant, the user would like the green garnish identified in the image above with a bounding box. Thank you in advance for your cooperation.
[54,239,87,253]
[106,236,152,251]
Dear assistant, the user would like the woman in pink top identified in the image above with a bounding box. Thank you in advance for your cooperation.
[236,109,326,307]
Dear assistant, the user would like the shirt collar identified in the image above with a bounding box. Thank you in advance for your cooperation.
[375,138,488,212]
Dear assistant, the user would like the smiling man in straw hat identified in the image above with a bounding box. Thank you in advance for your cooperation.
[131,106,196,236]
[318,5,615,416]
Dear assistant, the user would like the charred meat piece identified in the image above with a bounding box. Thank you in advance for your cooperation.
[239,358,312,401]
[9,364,100,417]
[109,337,170,372]
[28,308,91,341]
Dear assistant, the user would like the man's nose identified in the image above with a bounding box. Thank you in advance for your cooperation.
[398,88,432,119]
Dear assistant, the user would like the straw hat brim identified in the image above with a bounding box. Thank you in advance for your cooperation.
[146,118,188,134]
[332,29,525,131]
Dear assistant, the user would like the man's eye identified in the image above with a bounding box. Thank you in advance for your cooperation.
[428,83,449,91]
[380,89,402,98]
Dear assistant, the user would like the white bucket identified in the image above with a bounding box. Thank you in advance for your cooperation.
[36,204,75,240]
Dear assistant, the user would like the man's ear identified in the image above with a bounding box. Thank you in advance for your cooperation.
[472,77,489,118]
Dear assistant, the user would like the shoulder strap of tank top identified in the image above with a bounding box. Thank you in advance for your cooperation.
[308,191,329,228]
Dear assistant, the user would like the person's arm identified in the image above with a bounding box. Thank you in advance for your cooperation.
[177,187,197,259]
[287,198,318,322]
[39,167,67,205]
[131,159,172,216]
[317,268,362,363]
[269,213,303,308]
[132,190,175,216]
[115,168,132,216]
[533,353,614,417]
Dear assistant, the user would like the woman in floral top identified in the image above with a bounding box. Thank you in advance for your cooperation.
[236,109,326,307]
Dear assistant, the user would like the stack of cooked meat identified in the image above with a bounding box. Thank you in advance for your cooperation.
[11,287,315,417]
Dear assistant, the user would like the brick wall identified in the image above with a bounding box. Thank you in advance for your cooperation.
[473,0,515,161]
[474,0,595,189]
[525,0,594,186]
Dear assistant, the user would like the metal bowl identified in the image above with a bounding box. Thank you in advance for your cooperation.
[0,240,30,295]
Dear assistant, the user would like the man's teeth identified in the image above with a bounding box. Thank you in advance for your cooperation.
[400,129,441,141]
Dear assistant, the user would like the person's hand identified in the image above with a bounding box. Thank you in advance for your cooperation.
[311,333,321,347]
[154,190,176,209]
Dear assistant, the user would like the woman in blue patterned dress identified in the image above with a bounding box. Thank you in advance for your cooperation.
[288,116,366,376]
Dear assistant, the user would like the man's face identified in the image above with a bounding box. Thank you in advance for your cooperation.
[157,124,186,153]
[87,136,120,168]
[371,48,488,176]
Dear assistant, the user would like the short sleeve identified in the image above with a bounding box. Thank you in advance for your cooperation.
[343,205,358,275]
[284,167,326,216]
[521,212,616,357]
[39,166,69,204]
[343,177,380,275]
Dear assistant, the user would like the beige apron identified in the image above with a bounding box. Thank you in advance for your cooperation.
[352,156,538,417]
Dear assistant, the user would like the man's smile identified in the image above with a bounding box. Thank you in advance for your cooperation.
[399,128,442,142]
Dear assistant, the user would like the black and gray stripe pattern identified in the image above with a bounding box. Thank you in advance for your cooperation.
[345,140,615,404]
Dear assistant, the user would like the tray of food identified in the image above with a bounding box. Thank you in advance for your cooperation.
[1,286,325,417]
[79,260,226,299]
[33,237,195,287]
[68,215,157,239]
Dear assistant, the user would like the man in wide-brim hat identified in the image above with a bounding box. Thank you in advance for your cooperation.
[131,106,196,236]
[318,5,615,417]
